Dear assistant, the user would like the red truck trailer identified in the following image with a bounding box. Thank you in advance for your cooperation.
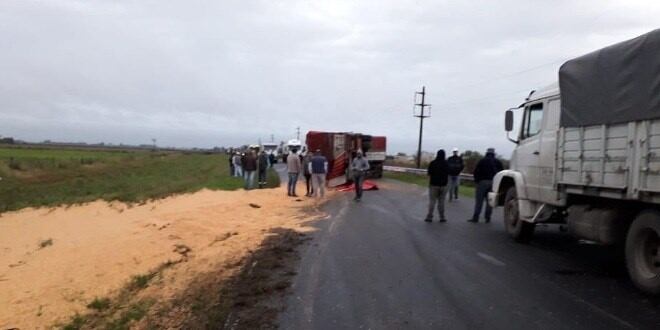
[306,131,387,186]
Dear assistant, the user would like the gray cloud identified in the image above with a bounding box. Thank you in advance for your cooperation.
[1,0,659,155]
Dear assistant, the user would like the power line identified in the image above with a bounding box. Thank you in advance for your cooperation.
[439,87,535,108]
[449,5,614,91]
[453,59,566,90]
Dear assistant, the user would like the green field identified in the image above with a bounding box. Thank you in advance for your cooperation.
[383,171,475,197]
[0,146,279,212]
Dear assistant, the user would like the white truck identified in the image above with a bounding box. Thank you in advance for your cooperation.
[488,29,660,294]
[261,142,279,157]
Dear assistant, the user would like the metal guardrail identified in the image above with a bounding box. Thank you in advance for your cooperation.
[383,165,474,182]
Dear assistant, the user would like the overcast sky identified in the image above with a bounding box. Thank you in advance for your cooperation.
[1,1,659,155]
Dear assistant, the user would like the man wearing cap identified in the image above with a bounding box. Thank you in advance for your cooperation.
[447,147,464,202]
[286,148,302,197]
[243,149,258,190]
[469,148,504,223]
[309,149,328,198]
[425,149,449,222]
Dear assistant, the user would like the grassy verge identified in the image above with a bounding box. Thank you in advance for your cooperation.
[383,171,475,197]
[0,146,280,212]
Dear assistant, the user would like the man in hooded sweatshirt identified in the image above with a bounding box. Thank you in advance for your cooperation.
[469,148,504,223]
[425,149,449,222]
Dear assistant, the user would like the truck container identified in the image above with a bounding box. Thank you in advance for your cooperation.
[488,29,660,294]
[306,131,386,186]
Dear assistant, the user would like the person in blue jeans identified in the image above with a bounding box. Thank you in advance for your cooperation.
[447,148,464,201]
[286,148,301,197]
[309,149,328,198]
[468,148,503,223]
[243,150,258,190]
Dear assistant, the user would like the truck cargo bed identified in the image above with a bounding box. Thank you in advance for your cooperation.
[558,120,660,202]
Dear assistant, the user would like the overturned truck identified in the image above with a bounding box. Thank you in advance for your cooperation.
[489,29,660,294]
[306,131,386,187]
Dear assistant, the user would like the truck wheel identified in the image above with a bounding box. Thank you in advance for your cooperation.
[504,187,534,243]
[626,210,660,294]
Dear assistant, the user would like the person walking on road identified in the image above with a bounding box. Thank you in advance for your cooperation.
[287,149,302,197]
[302,152,313,196]
[232,152,243,177]
[243,150,258,190]
[425,149,450,222]
[351,151,370,202]
[268,152,276,166]
[257,150,270,188]
[310,149,328,198]
[468,148,503,223]
[447,148,464,202]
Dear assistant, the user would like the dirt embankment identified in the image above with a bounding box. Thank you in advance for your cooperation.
[0,185,329,329]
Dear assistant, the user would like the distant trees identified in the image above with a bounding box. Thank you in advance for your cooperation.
[461,150,510,173]
[384,149,509,173]
[461,150,482,174]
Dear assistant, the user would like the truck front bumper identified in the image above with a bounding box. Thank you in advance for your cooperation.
[487,192,498,208]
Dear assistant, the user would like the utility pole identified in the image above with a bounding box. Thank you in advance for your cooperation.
[414,86,430,168]
[270,134,274,143]
[296,127,301,141]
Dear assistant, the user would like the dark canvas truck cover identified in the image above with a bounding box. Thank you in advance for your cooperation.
[559,29,660,127]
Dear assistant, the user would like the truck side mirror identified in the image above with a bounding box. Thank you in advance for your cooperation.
[505,110,514,132]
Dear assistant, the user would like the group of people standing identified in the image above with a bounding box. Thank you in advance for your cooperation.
[230,145,502,219]
[229,149,272,190]
[425,148,503,223]
[286,148,329,198]
[285,149,370,201]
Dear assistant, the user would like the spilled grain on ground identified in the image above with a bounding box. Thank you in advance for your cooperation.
[0,184,331,329]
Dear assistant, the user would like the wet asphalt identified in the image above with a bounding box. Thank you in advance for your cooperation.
[273,166,660,330]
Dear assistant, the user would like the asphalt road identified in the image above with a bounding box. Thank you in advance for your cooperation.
[276,174,660,330]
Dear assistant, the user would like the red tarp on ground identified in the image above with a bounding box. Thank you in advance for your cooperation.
[334,180,379,192]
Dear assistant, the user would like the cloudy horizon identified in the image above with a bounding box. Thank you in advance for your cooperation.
[1,0,659,156]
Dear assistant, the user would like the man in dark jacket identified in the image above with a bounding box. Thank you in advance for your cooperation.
[426,149,449,222]
[310,149,328,198]
[302,152,313,196]
[257,150,270,188]
[447,147,464,201]
[469,148,504,223]
[243,150,258,190]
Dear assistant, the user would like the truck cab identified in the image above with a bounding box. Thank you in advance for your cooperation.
[489,84,563,240]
